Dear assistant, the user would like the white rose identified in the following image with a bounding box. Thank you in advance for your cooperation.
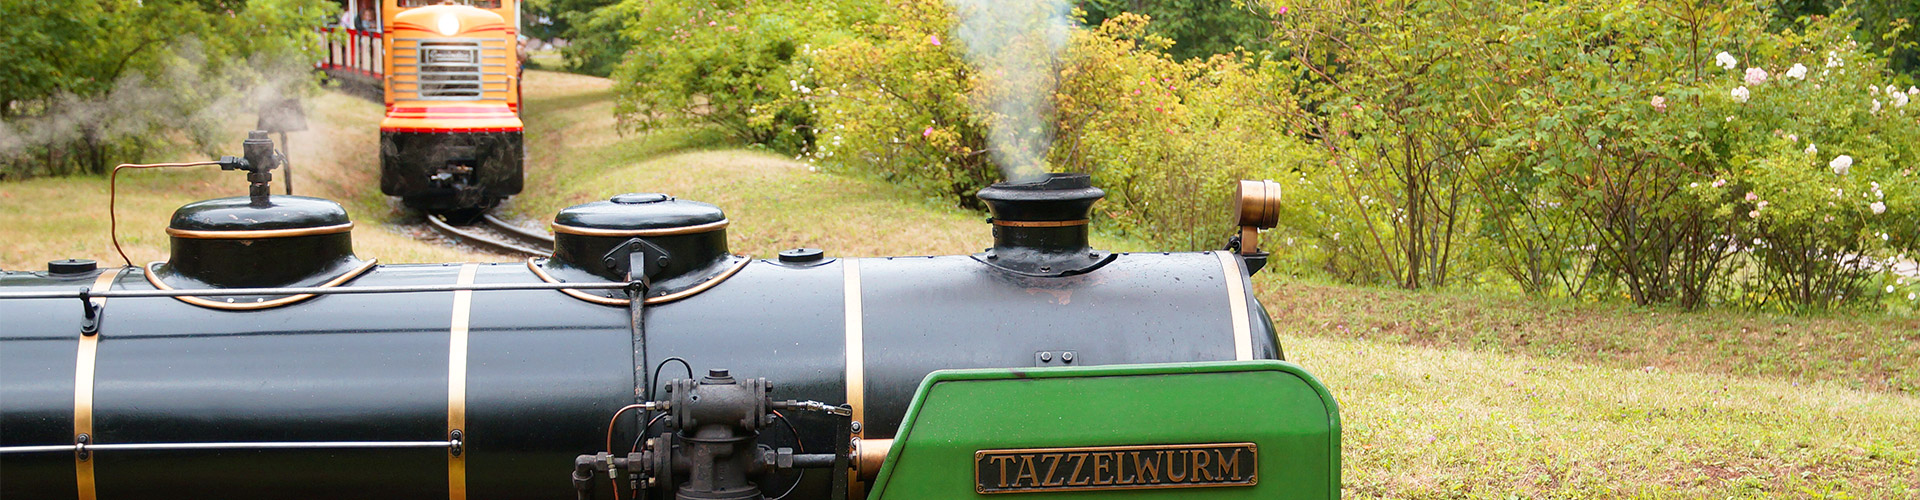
[1785,63,1808,79]
[1730,86,1751,103]
[1745,67,1769,84]
[1871,201,1887,214]
[1894,92,1910,108]
[1830,155,1853,175]
[1805,143,1818,155]
[1716,51,1738,70]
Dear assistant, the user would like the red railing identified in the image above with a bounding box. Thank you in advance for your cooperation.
[317,27,384,80]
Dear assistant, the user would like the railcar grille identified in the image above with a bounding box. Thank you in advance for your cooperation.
[392,37,511,101]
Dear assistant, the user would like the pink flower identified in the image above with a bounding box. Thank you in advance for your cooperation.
[923,126,934,138]
[1651,95,1667,111]
[1711,178,1726,188]
[929,35,940,46]
[1745,192,1759,201]
[1744,67,1768,85]
[1278,6,1289,14]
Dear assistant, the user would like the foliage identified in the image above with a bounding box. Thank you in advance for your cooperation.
[1077,0,1274,61]
[1270,0,1519,289]
[530,0,622,76]
[1051,15,1318,249]
[1772,0,1920,78]
[803,0,993,207]
[602,0,874,153]
[594,0,1919,311]
[1260,0,1920,310]
[800,1,1317,246]
[0,0,330,178]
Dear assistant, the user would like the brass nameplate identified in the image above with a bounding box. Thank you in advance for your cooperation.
[974,442,1257,494]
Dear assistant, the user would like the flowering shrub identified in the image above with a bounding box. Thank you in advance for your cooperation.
[1263,0,1920,310]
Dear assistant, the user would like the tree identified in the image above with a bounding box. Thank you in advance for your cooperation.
[1,0,331,178]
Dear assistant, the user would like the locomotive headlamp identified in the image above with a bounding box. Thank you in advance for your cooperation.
[437,14,461,36]
[1233,179,1283,255]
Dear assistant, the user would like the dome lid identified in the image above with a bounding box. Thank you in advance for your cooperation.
[553,193,726,234]
[168,196,351,235]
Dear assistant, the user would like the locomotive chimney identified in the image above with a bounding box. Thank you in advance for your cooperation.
[973,172,1114,277]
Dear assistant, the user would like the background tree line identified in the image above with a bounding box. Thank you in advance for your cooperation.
[591,0,1919,313]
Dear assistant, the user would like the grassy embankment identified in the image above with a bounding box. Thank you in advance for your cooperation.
[3,68,1915,498]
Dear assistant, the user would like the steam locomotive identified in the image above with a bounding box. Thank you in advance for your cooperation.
[0,134,1339,499]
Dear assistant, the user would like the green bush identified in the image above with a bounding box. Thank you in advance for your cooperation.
[603,0,875,153]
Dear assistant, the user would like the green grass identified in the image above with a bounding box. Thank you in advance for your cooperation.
[1301,335,1920,498]
[1259,280,1920,394]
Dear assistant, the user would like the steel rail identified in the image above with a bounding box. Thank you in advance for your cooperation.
[0,281,632,300]
[427,214,551,258]
[481,214,556,246]
[0,440,455,455]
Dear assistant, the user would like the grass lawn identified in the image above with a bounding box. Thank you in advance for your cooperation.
[3,69,1914,498]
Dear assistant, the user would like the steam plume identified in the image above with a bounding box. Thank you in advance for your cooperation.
[0,39,316,177]
[947,0,1074,183]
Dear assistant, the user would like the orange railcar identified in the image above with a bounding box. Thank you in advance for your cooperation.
[321,0,525,217]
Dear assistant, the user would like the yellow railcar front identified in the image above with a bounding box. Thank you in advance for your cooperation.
[378,0,525,217]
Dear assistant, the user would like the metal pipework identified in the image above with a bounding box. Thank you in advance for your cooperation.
[0,440,456,455]
[0,280,633,301]
[234,130,284,205]
[851,438,893,481]
[571,370,850,500]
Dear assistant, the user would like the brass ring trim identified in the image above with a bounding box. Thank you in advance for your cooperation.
[1216,251,1253,360]
[549,220,729,237]
[143,260,379,310]
[74,269,119,500]
[990,219,1088,228]
[448,263,477,500]
[165,222,355,239]
[843,259,866,500]
[524,257,750,306]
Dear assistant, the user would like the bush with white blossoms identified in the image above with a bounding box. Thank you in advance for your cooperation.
[1491,0,1920,310]
[1697,15,1920,310]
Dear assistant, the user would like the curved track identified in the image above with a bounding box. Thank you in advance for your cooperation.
[425,213,553,259]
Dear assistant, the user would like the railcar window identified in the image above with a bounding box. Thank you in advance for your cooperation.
[400,0,503,8]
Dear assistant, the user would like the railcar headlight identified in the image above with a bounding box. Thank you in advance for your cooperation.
[437,15,461,36]
[1234,179,1282,230]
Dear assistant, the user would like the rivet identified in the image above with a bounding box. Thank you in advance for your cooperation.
[850,421,863,433]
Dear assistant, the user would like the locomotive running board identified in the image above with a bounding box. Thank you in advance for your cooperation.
[865,361,1340,499]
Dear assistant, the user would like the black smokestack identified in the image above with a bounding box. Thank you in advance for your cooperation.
[973,173,1113,277]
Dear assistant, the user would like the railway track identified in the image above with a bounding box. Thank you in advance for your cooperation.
[425,213,554,259]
